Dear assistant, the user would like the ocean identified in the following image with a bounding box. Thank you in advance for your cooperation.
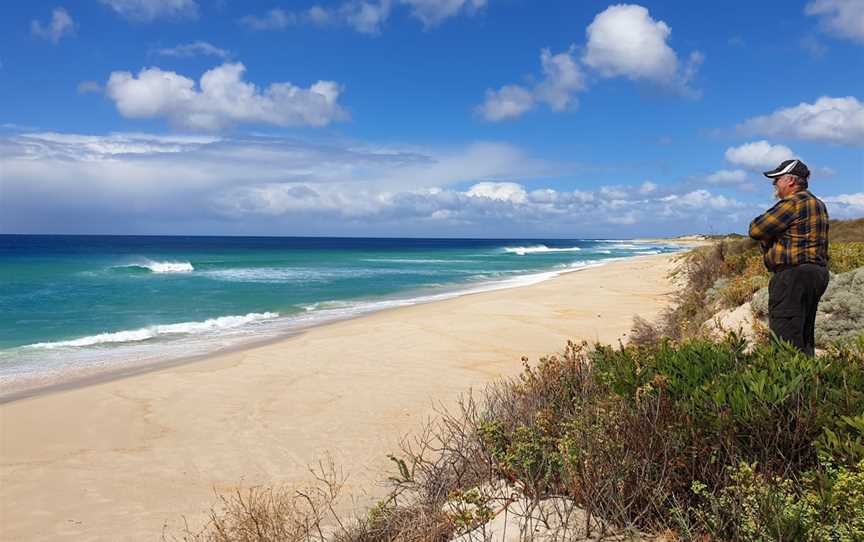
[0,235,684,395]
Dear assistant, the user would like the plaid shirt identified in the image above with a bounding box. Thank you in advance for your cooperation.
[749,190,829,272]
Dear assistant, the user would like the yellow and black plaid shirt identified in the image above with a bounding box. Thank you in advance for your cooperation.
[749,190,829,272]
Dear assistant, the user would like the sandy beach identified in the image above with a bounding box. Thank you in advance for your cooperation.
[0,253,678,541]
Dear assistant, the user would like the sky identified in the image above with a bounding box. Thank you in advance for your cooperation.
[0,0,862,238]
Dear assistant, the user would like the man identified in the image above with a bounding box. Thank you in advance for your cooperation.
[749,159,829,356]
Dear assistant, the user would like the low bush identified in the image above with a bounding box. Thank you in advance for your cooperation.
[475,335,864,536]
[686,458,864,541]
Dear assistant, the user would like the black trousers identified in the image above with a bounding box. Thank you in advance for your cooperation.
[768,263,830,356]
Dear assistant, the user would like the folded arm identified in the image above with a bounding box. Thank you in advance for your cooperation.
[749,199,795,241]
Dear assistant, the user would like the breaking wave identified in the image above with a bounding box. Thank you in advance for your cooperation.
[25,312,280,349]
[503,245,582,256]
[118,260,195,273]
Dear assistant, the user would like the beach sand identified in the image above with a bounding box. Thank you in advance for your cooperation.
[0,253,678,541]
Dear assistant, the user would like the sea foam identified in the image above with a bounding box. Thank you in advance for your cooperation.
[25,312,279,349]
[504,245,582,256]
[120,260,195,273]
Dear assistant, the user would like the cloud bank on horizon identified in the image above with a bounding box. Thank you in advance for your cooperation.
[1,0,862,237]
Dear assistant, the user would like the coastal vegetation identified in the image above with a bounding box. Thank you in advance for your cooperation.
[631,218,864,346]
[173,220,864,541]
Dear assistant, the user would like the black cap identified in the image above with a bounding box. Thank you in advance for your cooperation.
[763,159,810,180]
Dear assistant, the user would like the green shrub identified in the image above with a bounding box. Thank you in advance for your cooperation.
[688,458,864,541]
[830,242,864,274]
[475,336,864,534]
[591,335,864,474]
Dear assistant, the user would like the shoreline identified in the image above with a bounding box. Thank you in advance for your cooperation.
[0,253,682,541]
[0,249,690,403]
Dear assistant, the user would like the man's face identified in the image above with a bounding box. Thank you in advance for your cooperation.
[773,175,795,199]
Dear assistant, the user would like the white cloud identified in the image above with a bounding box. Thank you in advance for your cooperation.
[639,181,657,194]
[31,7,76,44]
[724,140,796,170]
[401,0,486,27]
[706,169,749,184]
[240,0,486,34]
[476,85,535,122]
[478,4,699,121]
[0,131,756,236]
[738,96,864,146]
[341,1,393,34]
[661,189,739,210]
[99,0,198,22]
[599,185,628,199]
[476,47,585,121]
[239,8,297,30]
[154,41,231,59]
[582,4,702,93]
[77,80,102,94]
[466,181,527,203]
[105,62,348,131]
[823,193,864,218]
[240,2,393,34]
[534,47,585,111]
[805,0,864,43]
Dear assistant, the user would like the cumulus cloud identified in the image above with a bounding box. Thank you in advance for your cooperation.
[476,85,535,122]
[477,4,700,121]
[476,47,585,121]
[582,4,702,94]
[466,181,527,203]
[1,131,762,236]
[805,0,864,43]
[341,1,394,34]
[724,140,796,170]
[105,62,348,131]
[99,0,198,22]
[31,7,76,44]
[154,41,231,59]
[738,96,864,146]
[823,193,864,218]
[660,189,739,210]
[535,47,586,111]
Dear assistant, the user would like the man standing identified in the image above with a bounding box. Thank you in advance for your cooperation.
[749,159,830,356]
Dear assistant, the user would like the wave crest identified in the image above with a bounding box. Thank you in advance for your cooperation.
[119,260,195,273]
[504,245,582,256]
[25,312,279,349]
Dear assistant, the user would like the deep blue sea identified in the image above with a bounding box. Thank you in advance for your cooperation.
[0,235,684,394]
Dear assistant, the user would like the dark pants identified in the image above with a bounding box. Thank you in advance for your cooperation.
[768,263,830,356]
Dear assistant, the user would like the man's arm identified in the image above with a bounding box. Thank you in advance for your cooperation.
[749,198,796,241]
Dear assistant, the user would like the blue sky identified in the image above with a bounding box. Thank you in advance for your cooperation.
[1,0,862,237]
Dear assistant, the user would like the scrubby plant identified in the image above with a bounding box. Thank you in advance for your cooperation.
[829,242,864,273]
[475,335,864,535]
[686,458,864,541]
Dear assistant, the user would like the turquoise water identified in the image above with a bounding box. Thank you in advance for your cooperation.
[0,235,683,393]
